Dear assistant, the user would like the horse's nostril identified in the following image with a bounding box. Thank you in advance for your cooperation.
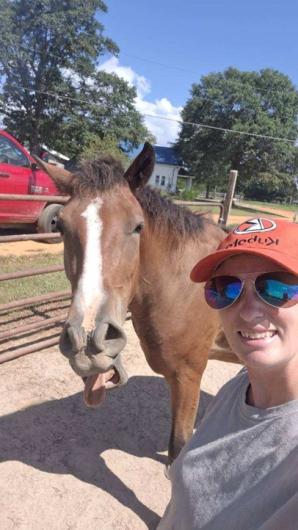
[92,320,127,357]
[104,322,127,357]
[66,325,86,352]
[106,324,124,341]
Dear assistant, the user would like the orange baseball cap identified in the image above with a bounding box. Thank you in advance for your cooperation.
[191,217,298,283]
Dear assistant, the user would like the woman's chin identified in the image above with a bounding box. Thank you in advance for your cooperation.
[233,337,285,368]
[239,347,288,370]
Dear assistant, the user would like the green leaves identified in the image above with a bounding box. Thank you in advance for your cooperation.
[177,68,298,201]
[80,134,129,166]
[0,0,150,156]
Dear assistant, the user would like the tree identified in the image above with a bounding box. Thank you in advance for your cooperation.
[0,0,151,155]
[80,134,130,167]
[51,70,154,157]
[244,172,297,202]
[177,68,298,199]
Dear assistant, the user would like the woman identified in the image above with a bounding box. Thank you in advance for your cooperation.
[158,217,298,530]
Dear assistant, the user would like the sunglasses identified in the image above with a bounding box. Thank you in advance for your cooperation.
[205,271,298,310]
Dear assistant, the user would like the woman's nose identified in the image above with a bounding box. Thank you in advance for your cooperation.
[238,282,265,322]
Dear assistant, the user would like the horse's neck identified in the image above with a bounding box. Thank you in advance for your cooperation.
[131,218,224,309]
[129,228,205,347]
[133,227,201,303]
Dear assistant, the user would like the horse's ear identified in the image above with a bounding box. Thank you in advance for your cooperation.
[32,155,74,194]
[124,142,155,191]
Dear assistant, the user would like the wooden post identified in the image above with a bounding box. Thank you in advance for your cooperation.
[221,170,238,225]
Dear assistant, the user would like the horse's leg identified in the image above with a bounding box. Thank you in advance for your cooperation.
[166,361,207,465]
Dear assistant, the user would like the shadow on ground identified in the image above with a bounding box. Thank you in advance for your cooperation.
[0,374,213,529]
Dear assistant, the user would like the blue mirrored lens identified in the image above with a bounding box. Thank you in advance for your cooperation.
[256,273,298,307]
[205,276,242,309]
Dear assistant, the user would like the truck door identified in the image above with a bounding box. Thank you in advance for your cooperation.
[0,134,41,223]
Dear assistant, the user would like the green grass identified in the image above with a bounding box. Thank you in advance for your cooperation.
[232,203,289,218]
[187,204,287,218]
[241,200,298,213]
[0,253,69,304]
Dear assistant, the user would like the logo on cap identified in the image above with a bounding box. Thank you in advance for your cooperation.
[234,218,276,235]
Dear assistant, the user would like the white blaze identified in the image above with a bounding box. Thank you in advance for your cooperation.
[75,198,106,332]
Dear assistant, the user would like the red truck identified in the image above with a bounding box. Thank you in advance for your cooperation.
[0,129,65,238]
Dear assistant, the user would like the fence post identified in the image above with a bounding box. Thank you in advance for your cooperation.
[221,170,238,225]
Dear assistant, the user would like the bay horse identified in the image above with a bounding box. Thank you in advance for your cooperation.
[35,143,232,465]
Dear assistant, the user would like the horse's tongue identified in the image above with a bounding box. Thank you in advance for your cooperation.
[83,373,106,407]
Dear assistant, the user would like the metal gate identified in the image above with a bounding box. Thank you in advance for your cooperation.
[0,193,70,364]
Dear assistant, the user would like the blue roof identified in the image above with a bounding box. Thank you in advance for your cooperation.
[128,145,183,167]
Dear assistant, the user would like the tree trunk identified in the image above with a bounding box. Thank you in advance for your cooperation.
[205,182,210,199]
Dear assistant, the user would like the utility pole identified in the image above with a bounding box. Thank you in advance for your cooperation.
[221,170,238,225]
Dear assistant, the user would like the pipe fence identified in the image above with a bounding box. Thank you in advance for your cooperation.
[0,193,69,363]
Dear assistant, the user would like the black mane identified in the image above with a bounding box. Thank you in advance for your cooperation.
[73,156,209,238]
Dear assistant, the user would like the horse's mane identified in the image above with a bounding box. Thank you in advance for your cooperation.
[72,156,125,195]
[72,156,211,240]
[136,186,207,239]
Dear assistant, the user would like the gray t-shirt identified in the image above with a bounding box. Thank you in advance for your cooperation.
[158,369,298,530]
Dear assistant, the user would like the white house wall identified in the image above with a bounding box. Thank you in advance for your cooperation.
[148,163,180,193]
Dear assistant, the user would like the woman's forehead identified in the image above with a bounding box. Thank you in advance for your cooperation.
[215,254,284,275]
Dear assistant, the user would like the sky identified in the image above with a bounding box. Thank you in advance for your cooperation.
[99,0,298,146]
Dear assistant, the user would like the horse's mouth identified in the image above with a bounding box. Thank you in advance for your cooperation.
[82,368,120,407]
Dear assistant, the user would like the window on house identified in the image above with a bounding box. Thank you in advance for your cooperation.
[155,175,160,184]
[161,176,166,186]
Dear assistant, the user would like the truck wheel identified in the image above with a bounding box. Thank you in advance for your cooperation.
[37,204,63,243]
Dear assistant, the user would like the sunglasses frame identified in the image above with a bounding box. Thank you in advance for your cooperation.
[205,271,298,311]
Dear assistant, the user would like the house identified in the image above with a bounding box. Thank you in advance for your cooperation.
[129,145,183,193]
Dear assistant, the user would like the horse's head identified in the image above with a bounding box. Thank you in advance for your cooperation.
[34,143,155,406]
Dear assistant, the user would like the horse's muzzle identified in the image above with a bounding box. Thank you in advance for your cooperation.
[60,318,128,386]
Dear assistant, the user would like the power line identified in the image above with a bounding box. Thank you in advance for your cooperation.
[16,44,297,107]
[120,52,199,75]
[144,113,296,144]
[21,86,297,145]
[13,44,196,76]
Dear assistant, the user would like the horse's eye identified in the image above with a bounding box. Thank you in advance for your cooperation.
[133,222,144,234]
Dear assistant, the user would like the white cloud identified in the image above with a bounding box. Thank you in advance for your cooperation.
[135,96,182,146]
[98,57,182,145]
[98,56,150,99]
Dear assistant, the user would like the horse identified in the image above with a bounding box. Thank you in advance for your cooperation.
[35,143,232,465]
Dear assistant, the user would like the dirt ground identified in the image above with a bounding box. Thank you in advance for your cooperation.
[0,319,241,530]
[0,238,63,257]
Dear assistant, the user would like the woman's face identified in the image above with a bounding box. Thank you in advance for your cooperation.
[216,254,298,372]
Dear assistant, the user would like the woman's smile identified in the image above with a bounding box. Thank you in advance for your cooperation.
[237,328,278,348]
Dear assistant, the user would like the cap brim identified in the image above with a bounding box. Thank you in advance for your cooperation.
[190,247,298,283]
